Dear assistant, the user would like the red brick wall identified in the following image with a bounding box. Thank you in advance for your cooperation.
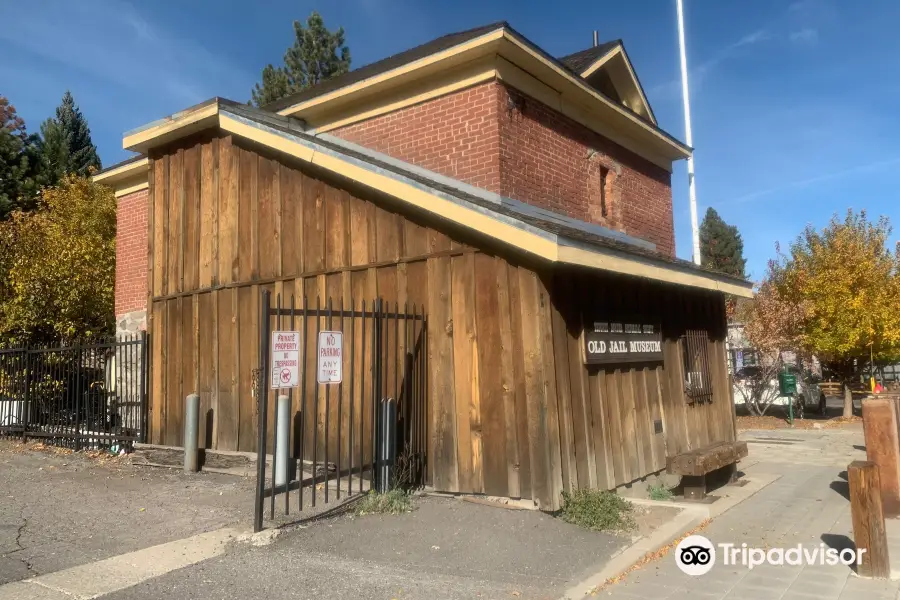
[332,82,501,192]
[331,80,675,256]
[115,188,148,316]
[497,83,675,256]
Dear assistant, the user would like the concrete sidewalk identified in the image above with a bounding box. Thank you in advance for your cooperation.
[598,424,900,600]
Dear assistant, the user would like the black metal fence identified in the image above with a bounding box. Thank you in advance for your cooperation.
[0,334,147,450]
[254,292,428,531]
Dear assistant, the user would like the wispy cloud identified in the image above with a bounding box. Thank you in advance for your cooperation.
[733,29,771,49]
[719,156,900,206]
[649,28,769,98]
[0,0,253,108]
[789,28,819,45]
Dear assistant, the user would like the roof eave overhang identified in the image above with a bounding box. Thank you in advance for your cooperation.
[92,156,150,197]
[119,101,748,297]
[496,33,685,162]
[274,27,690,166]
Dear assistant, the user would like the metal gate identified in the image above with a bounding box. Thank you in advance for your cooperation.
[0,334,147,450]
[253,290,427,530]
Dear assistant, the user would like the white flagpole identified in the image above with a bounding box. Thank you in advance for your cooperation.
[676,0,701,265]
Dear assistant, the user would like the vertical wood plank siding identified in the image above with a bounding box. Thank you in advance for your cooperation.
[147,134,736,511]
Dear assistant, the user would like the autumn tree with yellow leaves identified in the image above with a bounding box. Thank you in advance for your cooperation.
[745,210,900,417]
[0,175,115,343]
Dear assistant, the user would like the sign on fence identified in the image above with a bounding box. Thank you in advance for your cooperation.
[271,331,300,389]
[317,331,343,384]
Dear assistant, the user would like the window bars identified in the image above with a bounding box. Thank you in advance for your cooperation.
[681,329,713,403]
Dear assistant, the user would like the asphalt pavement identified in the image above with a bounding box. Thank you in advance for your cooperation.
[0,440,253,585]
[101,496,626,600]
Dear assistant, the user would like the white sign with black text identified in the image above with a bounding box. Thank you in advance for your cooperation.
[271,331,300,389]
[317,331,343,384]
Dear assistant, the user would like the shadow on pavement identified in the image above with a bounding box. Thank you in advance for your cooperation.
[830,479,850,501]
[821,533,859,574]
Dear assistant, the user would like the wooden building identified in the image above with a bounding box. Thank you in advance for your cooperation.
[97,23,752,510]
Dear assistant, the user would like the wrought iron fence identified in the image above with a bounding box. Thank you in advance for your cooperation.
[254,292,428,531]
[0,334,147,450]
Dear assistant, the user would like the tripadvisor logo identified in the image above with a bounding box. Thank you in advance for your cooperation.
[675,535,867,575]
[676,535,716,576]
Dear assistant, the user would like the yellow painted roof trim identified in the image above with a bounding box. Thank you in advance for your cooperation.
[498,33,678,155]
[123,102,219,153]
[113,181,150,198]
[579,46,655,125]
[277,29,505,117]
[119,100,748,296]
[275,27,687,162]
[580,48,619,78]
[314,58,498,134]
[93,157,149,183]
[93,157,150,197]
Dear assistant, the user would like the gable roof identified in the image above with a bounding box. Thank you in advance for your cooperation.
[116,98,750,297]
[558,41,620,73]
[559,41,656,124]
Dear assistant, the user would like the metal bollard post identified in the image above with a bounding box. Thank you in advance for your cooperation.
[377,398,397,493]
[184,394,200,473]
[275,395,291,488]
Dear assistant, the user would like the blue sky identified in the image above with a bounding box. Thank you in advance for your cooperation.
[4,0,898,279]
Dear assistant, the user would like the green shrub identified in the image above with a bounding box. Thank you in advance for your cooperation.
[647,482,674,501]
[559,489,635,532]
[354,489,414,516]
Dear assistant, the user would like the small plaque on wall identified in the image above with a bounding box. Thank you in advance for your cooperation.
[583,322,663,365]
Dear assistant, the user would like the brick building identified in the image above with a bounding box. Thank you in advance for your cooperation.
[97,22,695,337]
[95,22,751,508]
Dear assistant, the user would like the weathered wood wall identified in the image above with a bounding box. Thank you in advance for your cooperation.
[549,270,735,498]
[147,132,736,511]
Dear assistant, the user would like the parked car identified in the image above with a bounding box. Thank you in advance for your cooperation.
[732,365,827,416]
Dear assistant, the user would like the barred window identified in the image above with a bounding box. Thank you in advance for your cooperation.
[681,329,713,403]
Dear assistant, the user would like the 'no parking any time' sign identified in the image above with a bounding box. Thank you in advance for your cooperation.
[317,331,343,384]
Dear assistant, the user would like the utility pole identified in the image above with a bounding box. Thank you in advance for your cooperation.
[676,0,701,265]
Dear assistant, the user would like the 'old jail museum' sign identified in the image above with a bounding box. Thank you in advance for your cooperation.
[582,322,663,365]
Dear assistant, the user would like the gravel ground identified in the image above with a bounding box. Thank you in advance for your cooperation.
[0,439,253,585]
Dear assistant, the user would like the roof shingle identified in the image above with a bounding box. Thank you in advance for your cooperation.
[558,41,620,73]
[264,22,508,112]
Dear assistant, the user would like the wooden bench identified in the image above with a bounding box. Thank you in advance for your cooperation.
[820,380,844,397]
[667,441,748,501]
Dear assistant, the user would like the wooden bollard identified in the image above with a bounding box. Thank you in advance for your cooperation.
[849,460,891,578]
[862,397,900,517]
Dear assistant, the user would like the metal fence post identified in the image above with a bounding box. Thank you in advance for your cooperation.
[372,298,383,492]
[141,330,149,444]
[377,398,397,494]
[74,345,82,451]
[22,350,31,444]
[254,289,272,533]
[184,394,200,473]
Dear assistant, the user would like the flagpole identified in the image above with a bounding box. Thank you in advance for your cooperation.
[676,0,701,265]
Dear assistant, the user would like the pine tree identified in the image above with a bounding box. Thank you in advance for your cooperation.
[39,91,101,184]
[251,11,351,107]
[0,95,44,219]
[700,207,747,278]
